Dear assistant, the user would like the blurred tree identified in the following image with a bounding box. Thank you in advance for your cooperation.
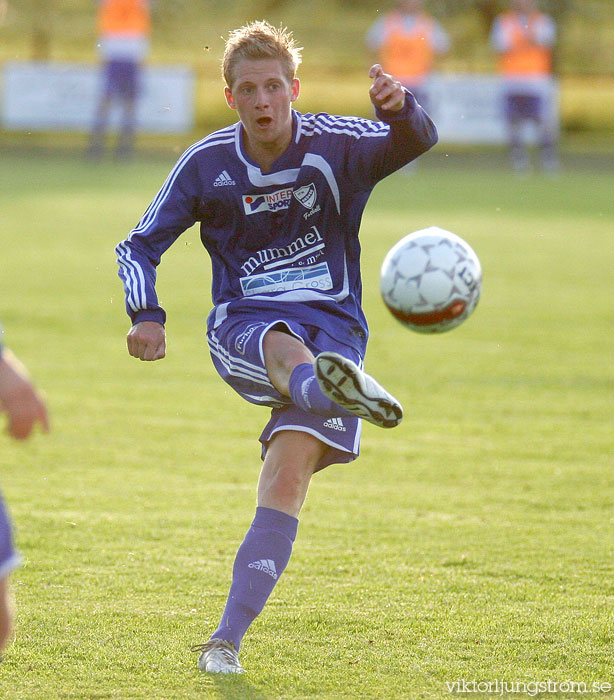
[29,0,54,59]
[252,0,289,11]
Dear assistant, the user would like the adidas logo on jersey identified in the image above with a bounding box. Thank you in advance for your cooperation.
[213,170,236,187]
[248,559,278,579]
[323,417,347,432]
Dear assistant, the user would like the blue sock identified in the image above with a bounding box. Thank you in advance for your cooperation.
[211,507,299,650]
[288,363,355,418]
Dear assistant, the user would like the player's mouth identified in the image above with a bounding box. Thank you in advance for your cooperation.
[256,116,273,128]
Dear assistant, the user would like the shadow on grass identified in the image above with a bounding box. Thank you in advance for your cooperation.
[197,673,273,700]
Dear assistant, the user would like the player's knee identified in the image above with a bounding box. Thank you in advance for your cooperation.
[263,329,314,383]
[261,432,324,501]
[269,465,308,500]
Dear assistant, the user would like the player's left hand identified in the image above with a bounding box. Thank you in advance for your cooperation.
[0,351,50,440]
[369,64,405,112]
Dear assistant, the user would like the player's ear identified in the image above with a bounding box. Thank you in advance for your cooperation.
[290,78,300,103]
[225,87,236,110]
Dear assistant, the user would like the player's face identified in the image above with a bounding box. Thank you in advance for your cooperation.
[225,58,300,159]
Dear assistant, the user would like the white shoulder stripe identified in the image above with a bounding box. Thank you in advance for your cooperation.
[300,113,389,139]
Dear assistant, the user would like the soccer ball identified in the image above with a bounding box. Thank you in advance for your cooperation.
[380,226,482,334]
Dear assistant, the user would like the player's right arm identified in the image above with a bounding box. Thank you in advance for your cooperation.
[115,151,200,360]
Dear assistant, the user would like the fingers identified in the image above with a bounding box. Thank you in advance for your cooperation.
[0,352,49,439]
[127,321,166,361]
[127,334,165,360]
[6,388,49,440]
[369,63,384,80]
[369,65,405,112]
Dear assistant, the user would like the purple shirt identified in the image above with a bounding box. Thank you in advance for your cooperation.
[116,93,437,349]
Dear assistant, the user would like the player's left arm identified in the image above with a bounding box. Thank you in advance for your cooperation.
[350,65,438,184]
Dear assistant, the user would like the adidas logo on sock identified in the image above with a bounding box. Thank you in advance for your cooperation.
[213,170,236,187]
[248,559,278,579]
[323,417,347,432]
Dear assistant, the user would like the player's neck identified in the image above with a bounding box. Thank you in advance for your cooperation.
[244,133,292,173]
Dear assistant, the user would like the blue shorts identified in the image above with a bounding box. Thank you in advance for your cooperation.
[0,489,20,579]
[505,92,543,121]
[207,313,364,471]
[103,59,140,99]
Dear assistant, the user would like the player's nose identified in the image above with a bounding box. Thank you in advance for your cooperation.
[254,87,269,108]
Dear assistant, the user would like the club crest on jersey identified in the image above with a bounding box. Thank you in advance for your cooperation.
[293,183,317,210]
[294,183,321,220]
[242,187,293,215]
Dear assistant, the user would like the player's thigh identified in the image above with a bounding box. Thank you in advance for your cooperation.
[263,328,315,396]
[264,429,326,472]
[258,430,326,514]
[207,317,311,407]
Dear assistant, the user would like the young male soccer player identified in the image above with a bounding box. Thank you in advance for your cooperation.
[0,330,49,657]
[116,21,437,673]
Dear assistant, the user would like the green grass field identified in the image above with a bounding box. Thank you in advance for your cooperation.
[1,146,613,699]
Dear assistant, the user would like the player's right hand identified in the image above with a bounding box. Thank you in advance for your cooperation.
[127,321,166,361]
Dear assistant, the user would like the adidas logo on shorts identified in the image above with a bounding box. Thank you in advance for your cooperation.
[213,170,236,187]
[323,417,347,432]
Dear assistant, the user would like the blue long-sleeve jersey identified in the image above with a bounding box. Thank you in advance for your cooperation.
[116,92,437,350]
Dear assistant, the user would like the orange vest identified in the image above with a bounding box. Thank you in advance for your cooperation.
[379,13,435,82]
[98,0,150,37]
[498,12,551,76]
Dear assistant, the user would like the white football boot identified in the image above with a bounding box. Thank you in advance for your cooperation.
[191,639,245,674]
[314,351,403,429]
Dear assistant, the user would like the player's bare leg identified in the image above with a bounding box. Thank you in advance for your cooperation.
[257,429,324,517]
[0,577,14,654]
[263,329,315,397]
[193,431,323,673]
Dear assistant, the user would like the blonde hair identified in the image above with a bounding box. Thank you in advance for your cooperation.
[222,20,302,89]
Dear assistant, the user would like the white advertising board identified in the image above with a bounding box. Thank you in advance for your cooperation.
[1,63,558,143]
[424,74,559,144]
[2,61,194,133]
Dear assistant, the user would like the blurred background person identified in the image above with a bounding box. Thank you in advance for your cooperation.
[366,0,450,113]
[0,331,49,656]
[87,0,151,161]
[490,0,559,173]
